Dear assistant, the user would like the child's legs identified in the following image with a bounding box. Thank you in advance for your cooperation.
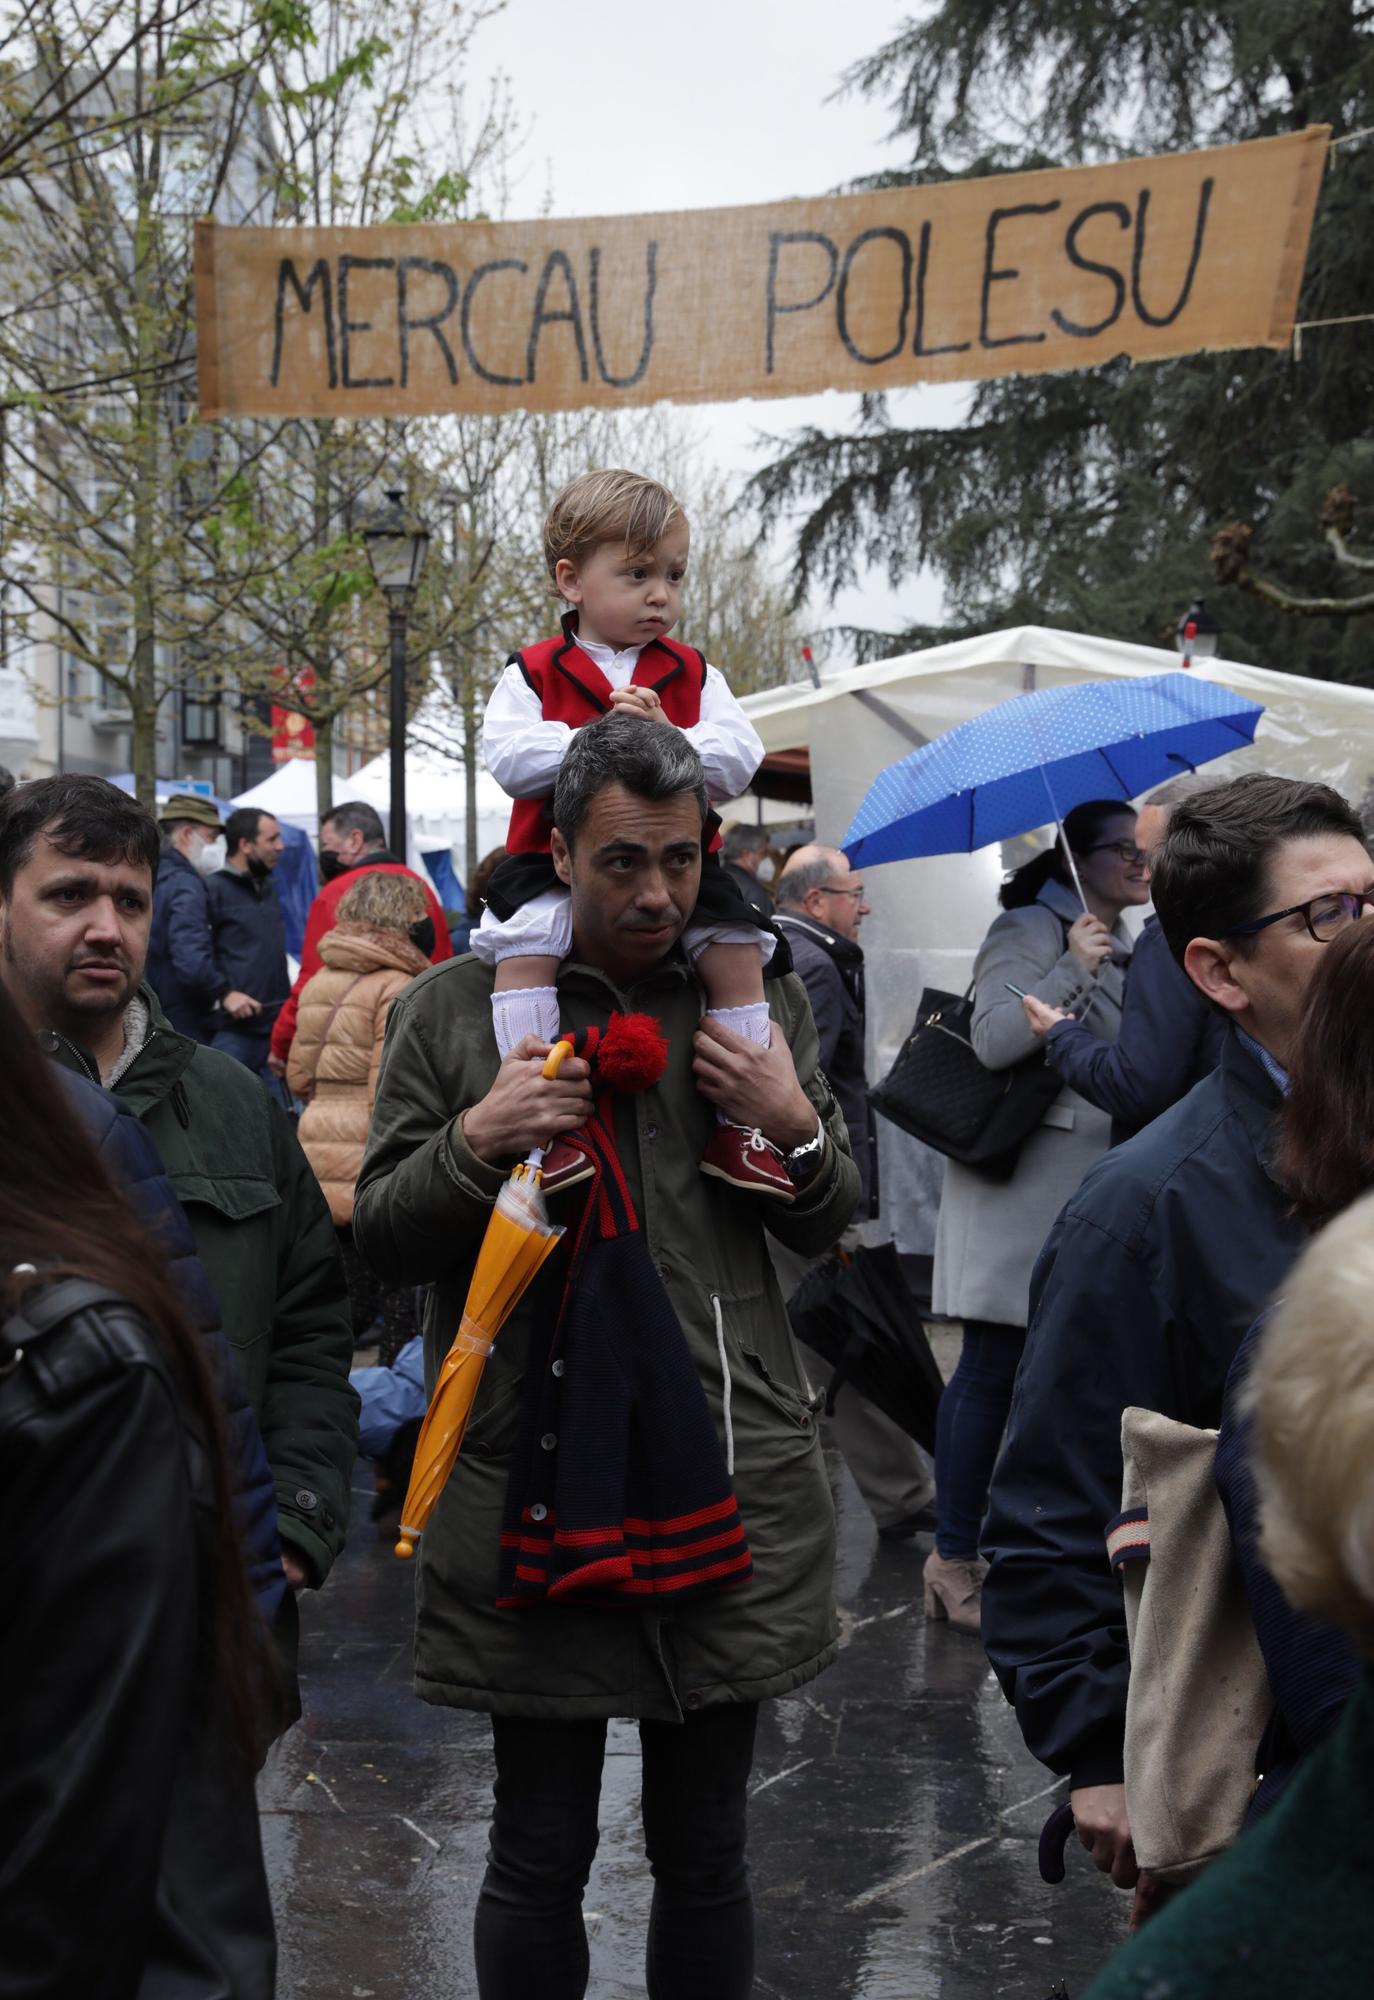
[695,939,766,1011]
[475,889,574,1058]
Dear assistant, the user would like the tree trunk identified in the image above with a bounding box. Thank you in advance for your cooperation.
[314,708,335,828]
[461,652,478,885]
[130,188,160,806]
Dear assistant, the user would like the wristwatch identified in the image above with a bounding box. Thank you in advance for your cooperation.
[785,1115,827,1186]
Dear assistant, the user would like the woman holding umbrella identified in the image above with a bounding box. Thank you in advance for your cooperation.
[925,799,1151,1631]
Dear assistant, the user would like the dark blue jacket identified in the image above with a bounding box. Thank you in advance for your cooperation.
[1044,916,1226,1143]
[147,846,227,1043]
[59,1070,285,1627]
[1215,1317,1361,1816]
[981,1033,1309,1788]
[205,865,290,1037]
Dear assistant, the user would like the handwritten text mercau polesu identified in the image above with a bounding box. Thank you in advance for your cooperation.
[195,130,1328,419]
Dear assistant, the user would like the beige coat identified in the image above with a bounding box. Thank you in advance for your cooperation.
[288,923,428,1224]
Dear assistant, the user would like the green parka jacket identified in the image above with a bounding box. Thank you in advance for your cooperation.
[354,951,861,1721]
[46,986,357,1584]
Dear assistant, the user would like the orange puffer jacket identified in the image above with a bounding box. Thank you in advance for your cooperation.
[287,922,429,1225]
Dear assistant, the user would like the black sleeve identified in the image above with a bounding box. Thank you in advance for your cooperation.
[795,955,846,1074]
[981,1211,1183,1787]
[0,1358,200,1996]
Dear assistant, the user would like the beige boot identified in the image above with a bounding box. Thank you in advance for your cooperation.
[922,1548,986,1635]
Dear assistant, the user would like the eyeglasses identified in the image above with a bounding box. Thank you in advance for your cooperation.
[1086,841,1147,864]
[821,883,866,900]
[1223,890,1374,944]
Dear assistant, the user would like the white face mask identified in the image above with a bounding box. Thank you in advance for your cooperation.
[756,855,777,883]
[195,833,226,876]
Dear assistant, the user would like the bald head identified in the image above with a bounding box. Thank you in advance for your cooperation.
[776,844,869,941]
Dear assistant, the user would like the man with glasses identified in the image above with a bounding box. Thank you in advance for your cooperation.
[981,773,1372,1912]
[772,845,938,1541]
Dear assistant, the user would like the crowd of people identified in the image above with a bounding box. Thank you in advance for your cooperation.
[3,469,1373,1999]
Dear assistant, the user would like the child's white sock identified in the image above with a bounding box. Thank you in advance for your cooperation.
[705,1003,773,1124]
[491,986,561,1061]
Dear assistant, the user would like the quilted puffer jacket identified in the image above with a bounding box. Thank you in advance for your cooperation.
[287,922,428,1225]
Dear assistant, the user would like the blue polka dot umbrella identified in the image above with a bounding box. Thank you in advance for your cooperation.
[841,672,1264,870]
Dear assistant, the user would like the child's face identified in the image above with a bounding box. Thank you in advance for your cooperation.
[555,524,690,651]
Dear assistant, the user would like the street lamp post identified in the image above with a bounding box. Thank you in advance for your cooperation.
[362,489,431,858]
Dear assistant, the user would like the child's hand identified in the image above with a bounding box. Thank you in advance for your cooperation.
[609,685,671,724]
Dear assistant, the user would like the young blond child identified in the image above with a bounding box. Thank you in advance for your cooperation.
[475,468,793,1198]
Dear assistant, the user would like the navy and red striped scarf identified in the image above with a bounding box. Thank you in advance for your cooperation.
[497,1028,752,1609]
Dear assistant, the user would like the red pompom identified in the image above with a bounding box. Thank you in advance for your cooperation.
[595,1011,669,1093]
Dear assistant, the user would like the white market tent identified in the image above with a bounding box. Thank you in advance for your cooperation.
[233,723,509,880]
[739,625,1374,1253]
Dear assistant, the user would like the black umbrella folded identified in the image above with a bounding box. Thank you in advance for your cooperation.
[785,1241,944,1453]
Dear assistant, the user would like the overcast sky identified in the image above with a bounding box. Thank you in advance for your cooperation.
[464,0,960,646]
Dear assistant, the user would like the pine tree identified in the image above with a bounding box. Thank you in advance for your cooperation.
[750,3,1374,680]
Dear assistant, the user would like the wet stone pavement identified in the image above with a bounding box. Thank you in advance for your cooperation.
[260,1450,1127,2000]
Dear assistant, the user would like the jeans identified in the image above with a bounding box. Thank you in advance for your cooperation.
[210,1025,291,1111]
[933,1318,1025,1560]
[474,1704,759,2000]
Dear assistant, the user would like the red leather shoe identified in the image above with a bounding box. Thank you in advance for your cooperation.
[538,1136,595,1196]
[699,1123,795,1201]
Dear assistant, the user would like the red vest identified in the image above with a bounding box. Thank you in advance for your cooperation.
[504,627,709,855]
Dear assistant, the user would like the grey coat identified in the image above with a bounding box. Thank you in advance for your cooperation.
[932,879,1129,1328]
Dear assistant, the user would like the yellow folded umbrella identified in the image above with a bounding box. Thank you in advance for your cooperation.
[394,1042,574,1559]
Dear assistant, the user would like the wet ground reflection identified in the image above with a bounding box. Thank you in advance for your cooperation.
[261,1453,1125,1997]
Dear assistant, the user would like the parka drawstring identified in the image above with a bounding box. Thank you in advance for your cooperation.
[712,1293,735,1477]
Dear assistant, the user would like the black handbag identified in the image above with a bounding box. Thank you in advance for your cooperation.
[868,984,1064,1181]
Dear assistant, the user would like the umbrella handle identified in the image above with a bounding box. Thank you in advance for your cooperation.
[1039,1801,1076,1884]
[542,1037,575,1079]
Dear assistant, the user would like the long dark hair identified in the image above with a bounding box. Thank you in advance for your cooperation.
[1276,920,1374,1230]
[999,798,1133,911]
[0,982,270,1758]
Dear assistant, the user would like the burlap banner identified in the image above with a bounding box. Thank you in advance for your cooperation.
[196,128,1329,421]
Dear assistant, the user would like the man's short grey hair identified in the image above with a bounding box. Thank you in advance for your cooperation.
[322,800,386,848]
[553,713,709,848]
[722,822,769,863]
[774,857,836,907]
[1144,772,1221,811]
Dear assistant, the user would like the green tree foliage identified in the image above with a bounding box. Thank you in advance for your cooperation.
[750,3,1374,680]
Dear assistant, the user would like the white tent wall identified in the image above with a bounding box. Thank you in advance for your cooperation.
[741,627,1374,1256]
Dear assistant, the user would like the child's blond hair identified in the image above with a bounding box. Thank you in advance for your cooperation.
[543,469,685,594]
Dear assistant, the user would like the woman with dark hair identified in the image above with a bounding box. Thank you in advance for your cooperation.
[925,798,1150,1629]
[0,978,277,1997]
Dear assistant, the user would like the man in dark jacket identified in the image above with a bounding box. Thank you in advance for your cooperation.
[356,716,858,1997]
[0,774,357,1607]
[147,792,259,1043]
[773,844,937,1539]
[981,773,1374,1898]
[1022,778,1226,1142]
[206,807,290,1080]
[59,1069,285,1626]
[721,821,775,924]
[269,798,451,1072]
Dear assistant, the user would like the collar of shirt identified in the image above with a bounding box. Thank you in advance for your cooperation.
[1235,1025,1291,1097]
[575,633,644,688]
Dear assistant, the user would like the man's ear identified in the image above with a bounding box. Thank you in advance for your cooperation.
[1184,935,1251,1016]
[550,827,573,888]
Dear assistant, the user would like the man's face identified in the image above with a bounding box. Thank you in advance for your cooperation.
[806,855,870,942]
[319,820,367,870]
[245,813,284,870]
[1186,832,1374,1064]
[0,831,151,1038]
[551,783,703,985]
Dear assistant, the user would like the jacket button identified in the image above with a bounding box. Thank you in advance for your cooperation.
[656,1264,673,1282]
[540,1432,557,1451]
[293,1489,319,1512]
[646,1123,658,1140]
[799,1414,811,1429]
[551,1359,565,1378]
[530,1503,548,1522]
[684,1691,701,1709]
